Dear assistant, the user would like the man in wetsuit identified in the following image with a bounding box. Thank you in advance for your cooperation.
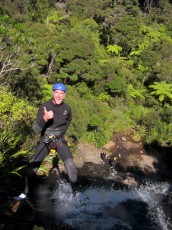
[14,83,78,200]
[23,83,78,197]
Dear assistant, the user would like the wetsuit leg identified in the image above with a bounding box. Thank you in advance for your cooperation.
[30,140,51,173]
[56,139,78,183]
[24,139,51,197]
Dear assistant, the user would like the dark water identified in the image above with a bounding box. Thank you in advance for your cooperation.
[1,168,172,230]
[34,176,171,230]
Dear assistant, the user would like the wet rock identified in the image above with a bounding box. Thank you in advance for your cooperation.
[122,176,138,187]
[74,142,102,167]
[112,200,160,229]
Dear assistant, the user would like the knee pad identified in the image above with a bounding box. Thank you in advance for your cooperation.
[64,158,78,183]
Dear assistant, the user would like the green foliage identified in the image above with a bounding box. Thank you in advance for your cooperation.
[65,86,90,140]
[107,44,122,56]
[0,86,36,154]
[160,103,172,123]
[0,0,28,21]
[46,9,69,30]
[71,18,100,43]
[75,82,93,100]
[10,150,32,160]
[54,28,105,84]
[149,81,172,102]
[111,103,133,133]
[26,0,50,22]
[83,130,112,148]
[127,84,146,100]
[12,70,43,103]
[83,98,131,146]
[130,23,172,85]
[40,78,52,102]
[130,104,149,124]
[65,85,117,146]
[145,121,172,147]
[22,21,57,75]
[131,125,147,142]
[111,15,143,55]
[97,92,111,103]
[66,0,112,20]
[95,61,127,95]
[0,16,33,86]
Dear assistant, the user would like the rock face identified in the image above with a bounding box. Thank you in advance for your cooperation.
[74,142,102,167]
[73,133,172,186]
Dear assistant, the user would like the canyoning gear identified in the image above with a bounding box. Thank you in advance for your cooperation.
[29,135,77,180]
[43,134,68,149]
[52,83,66,92]
[43,134,58,145]
[45,128,64,137]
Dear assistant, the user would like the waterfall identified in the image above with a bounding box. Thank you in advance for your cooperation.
[36,179,171,230]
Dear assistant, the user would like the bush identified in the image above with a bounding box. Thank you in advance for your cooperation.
[0,86,36,155]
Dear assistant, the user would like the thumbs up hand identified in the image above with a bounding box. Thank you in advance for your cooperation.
[43,107,54,122]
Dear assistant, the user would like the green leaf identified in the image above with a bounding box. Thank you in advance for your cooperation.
[10,150,28,159]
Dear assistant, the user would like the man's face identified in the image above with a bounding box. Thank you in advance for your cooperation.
[53,90,65,104]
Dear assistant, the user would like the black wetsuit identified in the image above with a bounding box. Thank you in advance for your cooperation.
[28,99,78,184]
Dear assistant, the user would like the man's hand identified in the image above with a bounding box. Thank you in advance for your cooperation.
[43,107,54,122]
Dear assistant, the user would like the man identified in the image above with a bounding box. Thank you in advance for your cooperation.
[23,83,78,198]
[21,83,78,198]
[15,83,78,200]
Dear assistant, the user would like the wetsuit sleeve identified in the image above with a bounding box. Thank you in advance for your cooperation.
[33,105,47,134]
[64,107,72,133]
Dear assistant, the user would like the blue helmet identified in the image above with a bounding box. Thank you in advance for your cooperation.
[52,83,66,92]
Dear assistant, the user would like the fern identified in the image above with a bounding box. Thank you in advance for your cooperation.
[149,81,172,102]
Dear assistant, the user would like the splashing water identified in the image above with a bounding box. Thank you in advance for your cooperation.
[134,181,171,229]
[40,179,171,230]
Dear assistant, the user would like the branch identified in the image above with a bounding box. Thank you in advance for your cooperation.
[0,45,35,78]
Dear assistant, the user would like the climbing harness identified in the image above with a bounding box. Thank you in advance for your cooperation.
[44,134,57,145]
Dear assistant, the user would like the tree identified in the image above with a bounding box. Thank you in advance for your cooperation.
[110,15,143,56]
[66,0,113,20]
[0,0,27,19]
[53,19,105,85]
[26,0,50,22]
[0,16,34,86]
[103,61,126,95]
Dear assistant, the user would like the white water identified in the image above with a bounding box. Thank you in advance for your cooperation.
[46,179,171,230]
